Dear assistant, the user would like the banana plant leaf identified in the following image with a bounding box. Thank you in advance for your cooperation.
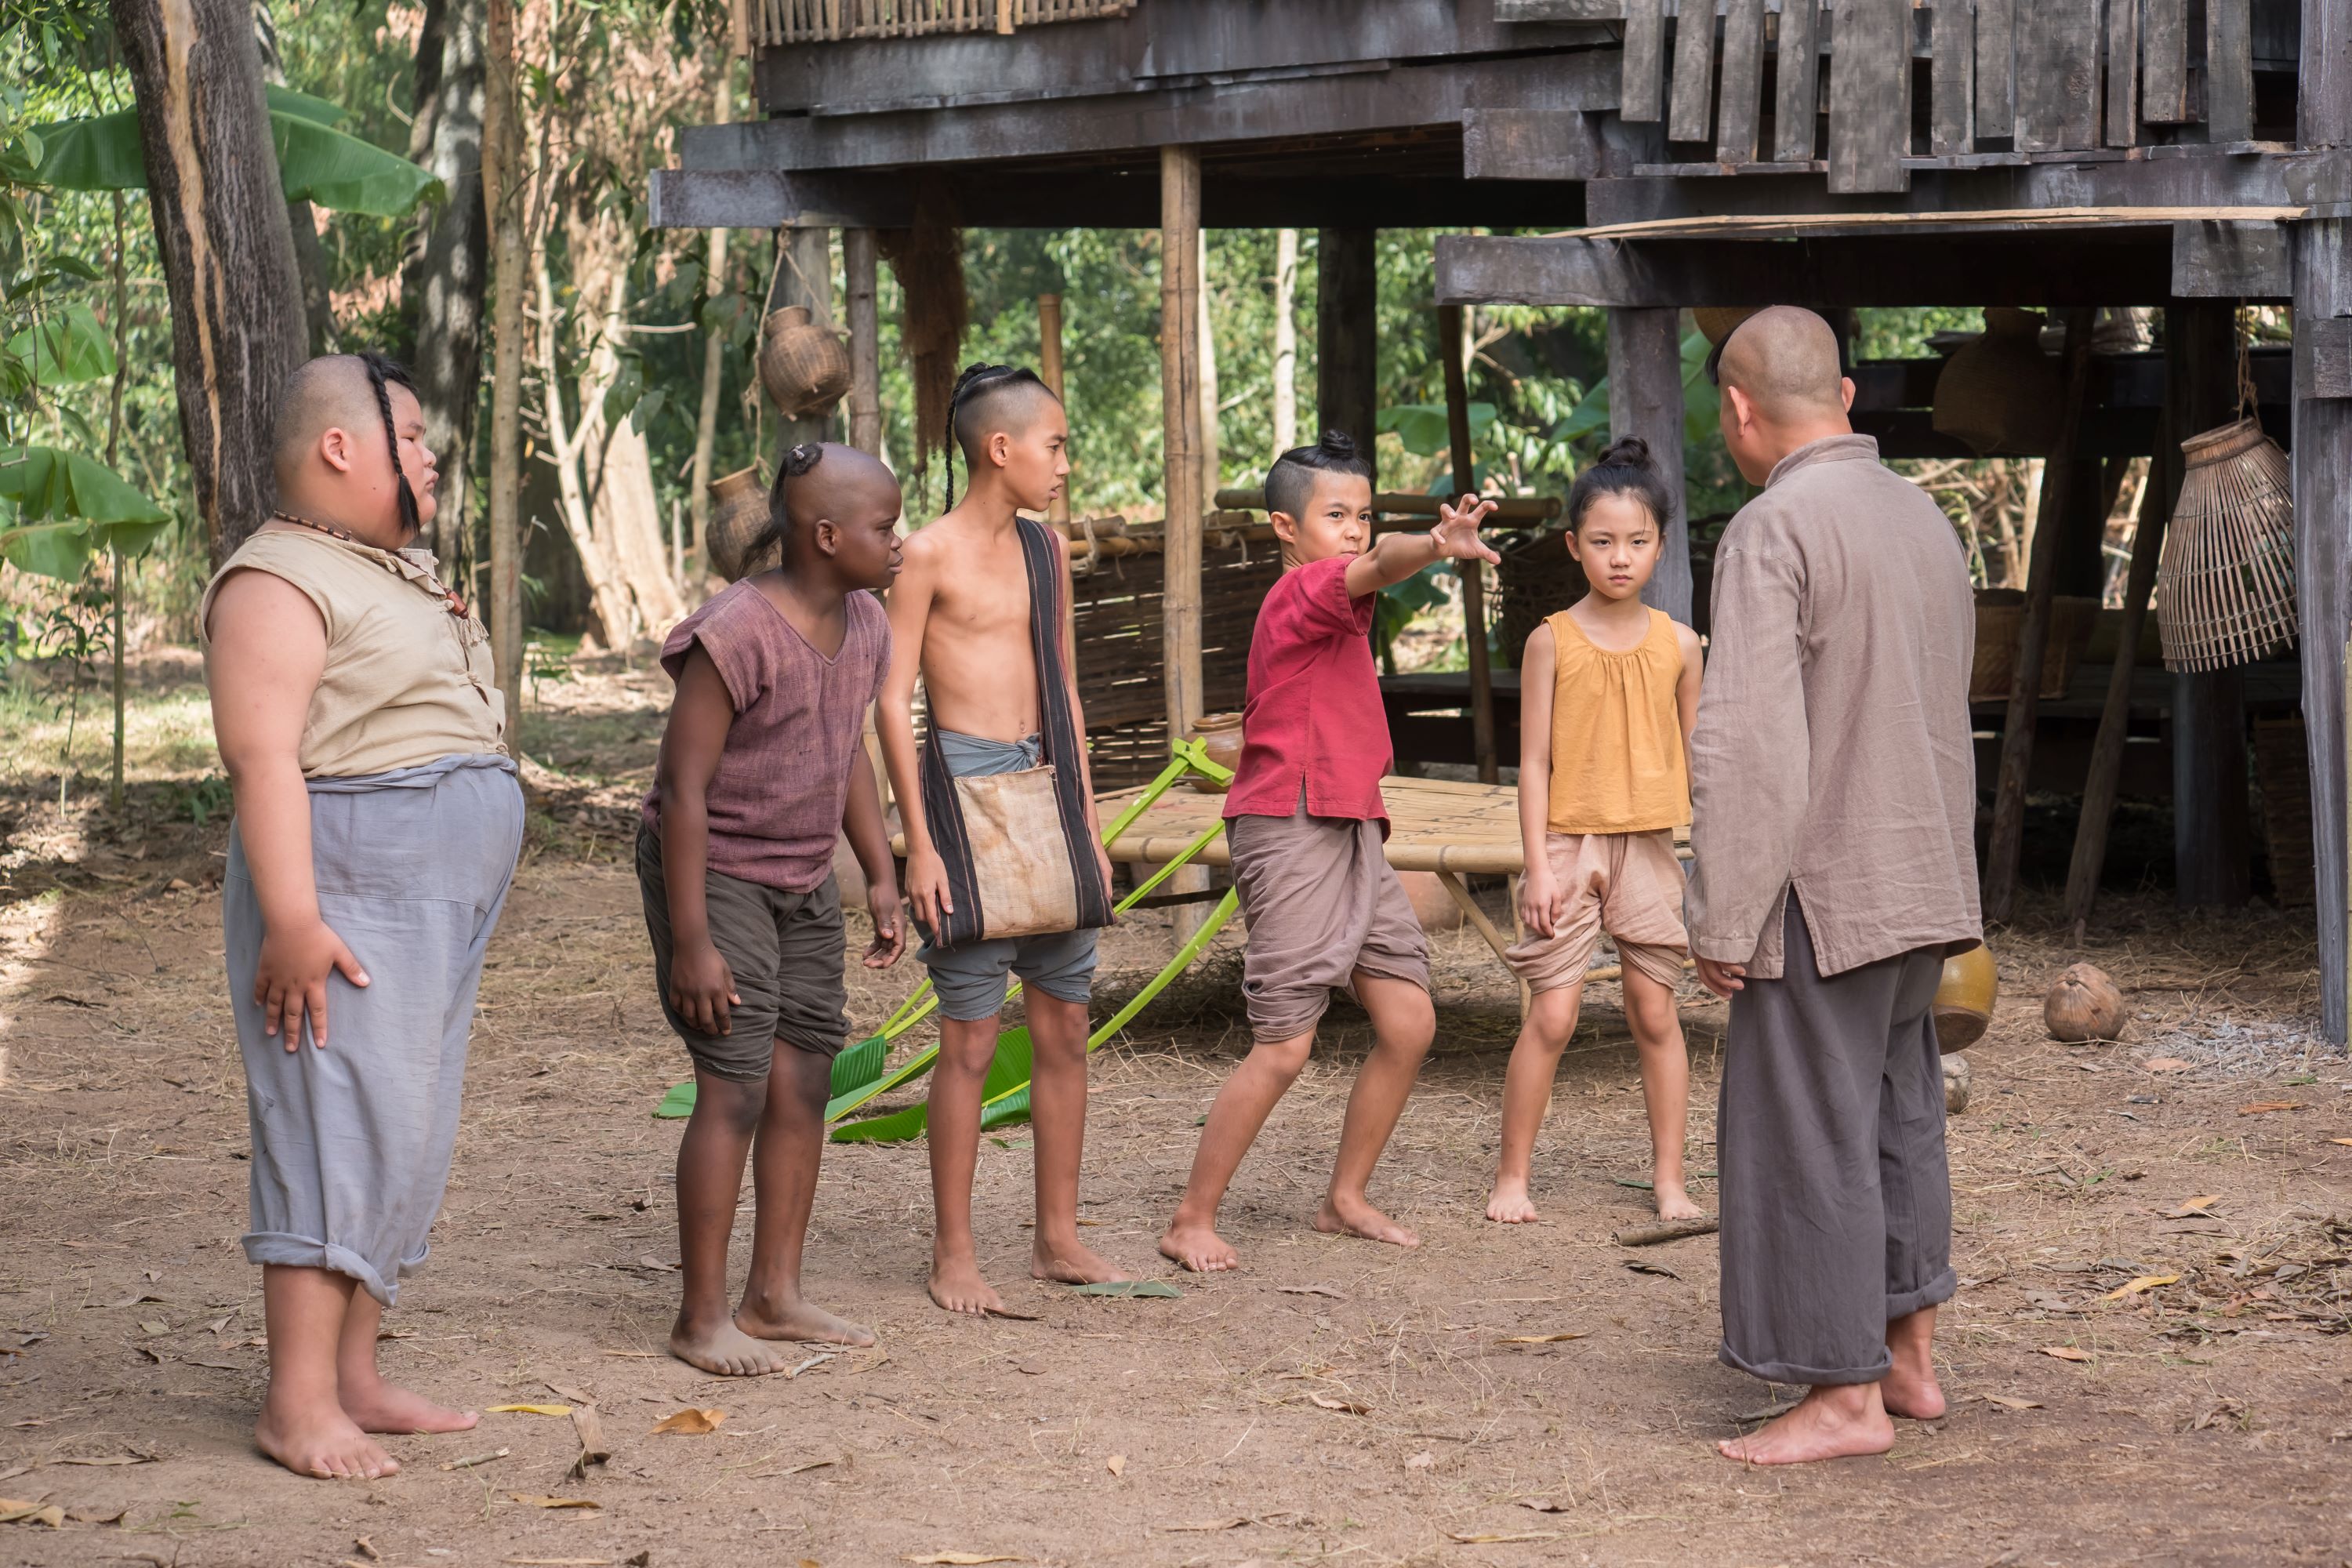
[34,87,441,216]
[6,302,114,386]
[0,445,169,579]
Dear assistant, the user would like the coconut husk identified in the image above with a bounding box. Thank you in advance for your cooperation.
[877,190,968,509]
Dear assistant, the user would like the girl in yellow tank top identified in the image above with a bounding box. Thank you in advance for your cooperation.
[1489,437,1708,1229]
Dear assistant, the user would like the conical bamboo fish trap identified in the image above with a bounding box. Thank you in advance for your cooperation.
[2155,417,2298,673]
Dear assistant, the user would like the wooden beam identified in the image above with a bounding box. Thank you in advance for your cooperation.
[1462,107,1642,181]
[2295,218,2352,1040]
[1931,0,1976,157]
[1318,227,1379,481]
[2104,0,2141,147]
[1771,0,1822,162]
[1607,307,1692,620]
[844,228,883,458]
[2172,220,2292,296]
[1984,308,2098,924]
[1828,0,1912,193]
[1715,0,1766,164]
[1439,303,1498,784]
[1161,147,1206,753]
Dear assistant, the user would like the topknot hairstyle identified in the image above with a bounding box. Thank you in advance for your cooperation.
[942,361,1054,510]
[355,350,421,540]
[1566,436,1675,535]
[1264,429,1373,521]
[750,441,827,563]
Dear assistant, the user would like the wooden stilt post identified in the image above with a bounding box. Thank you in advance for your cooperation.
[1984,307,2097,924]
[1606,308,1692,621]
[1161,148,1209,943]
[1439,303,1497,783]
[2171,301,2254,908]
[1316,227,1378,477]
[1037,292,1071,527]
[844,228,882,460]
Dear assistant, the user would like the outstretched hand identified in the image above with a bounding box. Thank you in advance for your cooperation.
[1431,494,1502,565]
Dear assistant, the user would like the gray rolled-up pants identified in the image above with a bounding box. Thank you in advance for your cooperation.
[1717,893,1955,1386]
[226,754,524,1306]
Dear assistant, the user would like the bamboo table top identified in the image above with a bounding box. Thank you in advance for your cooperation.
[1102,775,1569,877]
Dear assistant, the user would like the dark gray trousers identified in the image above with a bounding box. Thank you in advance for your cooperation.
[1717,895,1955,1385]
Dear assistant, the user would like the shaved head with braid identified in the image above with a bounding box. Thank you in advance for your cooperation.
[269,352,439,552]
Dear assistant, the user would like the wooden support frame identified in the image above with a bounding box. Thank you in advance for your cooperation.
[1160,147,1206,750]
[2295,217,2352,1041]
[1606,307,1693,620]
[2170,301,2254,909]
[844,228,882,458]
[1439,303,1499,784]
[1318,228,1379,479]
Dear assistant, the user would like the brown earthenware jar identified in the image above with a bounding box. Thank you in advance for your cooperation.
[705,467,775,583]
[1186,711,1245,793]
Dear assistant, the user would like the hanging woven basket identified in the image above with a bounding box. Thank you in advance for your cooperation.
[757,305,852,420]
[1931,307,2066,457]
[2155,416,2297,673]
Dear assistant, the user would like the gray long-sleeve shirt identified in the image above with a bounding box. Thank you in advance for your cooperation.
[1686,434,1983,979]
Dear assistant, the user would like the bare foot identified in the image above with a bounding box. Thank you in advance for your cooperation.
[928,1255,1006,1316]
[1880,1355,1947,1420]
[256,1396,400,1480]
[338,1377,479,1436]
[735,1298,877,1348]
[1032,1236,1130,1286]
[1485,1178,1540,1224]
[1716,1386,1894,1465]
[1158,1220,1238,1273]
[1652,1181,1705,1222]
[1315,1195,1420,1249]
[669,1314,802,1376]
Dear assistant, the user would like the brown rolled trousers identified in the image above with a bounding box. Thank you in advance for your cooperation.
[1717,894,1955,1386]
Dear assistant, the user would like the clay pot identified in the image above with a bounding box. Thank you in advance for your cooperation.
[1944,1052,1973,1115]
[757,305,851,419]
[705,466,777,583]
[1933,307,2065,456]
[1398,870,1466,934]
[2044,962,2127,1043]
[1933,942,1998,1054]
[1185,712,1245,793]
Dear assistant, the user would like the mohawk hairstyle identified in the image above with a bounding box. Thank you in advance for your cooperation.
[1264,429,1372,521]
[942,361,1054,510]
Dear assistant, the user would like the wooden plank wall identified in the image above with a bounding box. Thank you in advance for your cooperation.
[1932,0,1976,154]
[2014,0,2102,151]
[1771,0,1822,161]
[1667,0,1716,143]
[1827,0,1911,192]
[1715,0,1767,162]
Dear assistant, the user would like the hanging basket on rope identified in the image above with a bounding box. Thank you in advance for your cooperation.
[2155,416,2298,673]
[1931,307,2066,456]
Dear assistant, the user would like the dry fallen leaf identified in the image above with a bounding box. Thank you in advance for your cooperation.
[2238,1102,2306,1116]
[2101,1273,2179,1301]
[489,1403,573,1417]
[1983,1393,2043,1410]
[2040,1345,2092,1362]
[2164,1196,2220,1218]
[53,1453,154,1467]
[650,1406,725,1436]
[1516,1498,1569,1513]
[65,1504,127,1524]
[1104,1454,1125,1477]
[2140,1058,2193,1073]
[508,1494,601,1510]
[1276,1284,1347,1300]
[1448,1531,1556,1544]
[1497,1332,1589,1345]
[901,1555,1029,1565]
[2331,1138,2352,1148]
[1306,1392,1371,1414]
[1156,1519,1248,1534]
[0,1500,63,1527]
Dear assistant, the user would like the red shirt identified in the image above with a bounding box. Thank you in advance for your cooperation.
[1223,555,1392,826]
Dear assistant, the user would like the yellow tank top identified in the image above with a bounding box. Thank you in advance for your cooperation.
[1544,607,1689,834]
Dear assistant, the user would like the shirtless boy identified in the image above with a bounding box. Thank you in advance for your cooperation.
[877,362,1129,1314]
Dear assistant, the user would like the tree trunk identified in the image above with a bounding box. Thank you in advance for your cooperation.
[1271,227,1298,455]
[573,261,686,637]
[481,0,524,728]
[401,0,489,572]
[688,70,732,566]
[117,0,309,564]
[535,260,637,651]
[249,2,335,357]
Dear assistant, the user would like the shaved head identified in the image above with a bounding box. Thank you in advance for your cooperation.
[1717,306,1846,421]
[952,374,1059,465]
[269,351,434,547]
[272,354,407,492]
[777,439,900,527]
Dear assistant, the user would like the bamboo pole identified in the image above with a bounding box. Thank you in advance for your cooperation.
[1160,147,1207,946]
[1984,308,2098,923]
[1214,486,1559,522]
[844,228,882,459]
[482,0,527,735]
[1439,303,1497,784]
[1036,292,1070,524]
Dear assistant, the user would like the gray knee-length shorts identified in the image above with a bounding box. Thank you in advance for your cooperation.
[226,754,524,1306]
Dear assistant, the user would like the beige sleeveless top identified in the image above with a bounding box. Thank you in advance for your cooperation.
[200,528,506,778]
[1544,606,1688,835]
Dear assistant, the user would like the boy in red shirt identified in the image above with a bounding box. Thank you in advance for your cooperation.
[1159,431,1497,1272]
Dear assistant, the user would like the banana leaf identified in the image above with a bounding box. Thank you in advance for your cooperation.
[6,302,114,386]
[0,445,169,579]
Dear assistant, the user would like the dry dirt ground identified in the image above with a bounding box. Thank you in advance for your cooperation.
[2,656,2349,1568]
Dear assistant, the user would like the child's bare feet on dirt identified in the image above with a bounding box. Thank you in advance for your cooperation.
[1315,1195,1420,1248]
[338,1377,479,1436]
[670,1315,801,1375]
[1485,1178,1539,1224]
[735,1298,876,1348]
[1158,1221,1238,1272]
[1032,1237,1128,1286]
[1652,1181,1705,1222]
[928,1256,1005,1316]
[256,1398,400,1479]
[1715,1386,1893,1465]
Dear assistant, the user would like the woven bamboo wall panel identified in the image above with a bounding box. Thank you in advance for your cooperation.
[750,0,1133,45]
[1070,543,1282,733]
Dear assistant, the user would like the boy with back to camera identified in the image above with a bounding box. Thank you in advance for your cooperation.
[638,441,906,1376]
[1158,432,1499,1273]
[877,363,1129,1316]
[1487,436,1705,1227]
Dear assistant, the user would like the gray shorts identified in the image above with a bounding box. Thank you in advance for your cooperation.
[637,825,851,1079]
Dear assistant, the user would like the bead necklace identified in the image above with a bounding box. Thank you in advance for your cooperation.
[270,510,470,620]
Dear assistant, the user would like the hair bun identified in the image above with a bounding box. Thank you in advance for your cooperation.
[1315,429,1359,460]
[1595,436,1653,470]
[781,441,824,478]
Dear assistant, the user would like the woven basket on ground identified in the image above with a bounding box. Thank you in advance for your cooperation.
[1496,527,1586,659]
[2155,416,2298,673]
[1969,590,2099,702]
